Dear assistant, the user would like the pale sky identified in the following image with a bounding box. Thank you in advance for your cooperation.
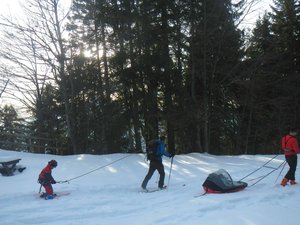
[1,0,22,17]
[1,0,273,26]
[239,0,273,30]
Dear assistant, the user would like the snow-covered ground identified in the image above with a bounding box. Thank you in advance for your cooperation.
[1,149,299,225]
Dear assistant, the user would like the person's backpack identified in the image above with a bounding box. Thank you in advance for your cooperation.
[146,139,159,161]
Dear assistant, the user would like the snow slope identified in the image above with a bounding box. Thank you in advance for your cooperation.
[1,149,299,225]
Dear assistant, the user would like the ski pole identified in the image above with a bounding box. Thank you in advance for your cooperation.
[167,156,174,187]
[275,161,287,184]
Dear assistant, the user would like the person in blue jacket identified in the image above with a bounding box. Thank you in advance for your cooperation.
[141,136,173,190]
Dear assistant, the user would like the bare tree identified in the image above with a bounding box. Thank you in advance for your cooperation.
[0,0,78,153]
[0,17,52,121]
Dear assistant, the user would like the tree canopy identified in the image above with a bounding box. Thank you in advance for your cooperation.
[0,0,299,155]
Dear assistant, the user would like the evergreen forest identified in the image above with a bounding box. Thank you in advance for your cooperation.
[0,0,299,155]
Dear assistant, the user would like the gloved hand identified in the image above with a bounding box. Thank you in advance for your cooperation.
[170,153,175,158]
[51,180,56,184]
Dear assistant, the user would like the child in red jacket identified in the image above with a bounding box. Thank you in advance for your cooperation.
[281,128,299,186]
[38,160,57,199]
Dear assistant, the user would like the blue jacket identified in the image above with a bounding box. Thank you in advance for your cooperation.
[154,140,172,161]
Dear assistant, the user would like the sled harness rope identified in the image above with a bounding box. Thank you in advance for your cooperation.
[238,154,287,187]
[275,160,287,183]
[60,154,134,183]
[248,160,286,187]
[239,154,279,181]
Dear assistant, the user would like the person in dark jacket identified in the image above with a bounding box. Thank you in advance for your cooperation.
[38,160,57,198]
[141,136,173,191]
[281,128,300,186]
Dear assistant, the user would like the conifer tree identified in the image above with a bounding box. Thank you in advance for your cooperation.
[186,0,243,153]
[241,0,300,153]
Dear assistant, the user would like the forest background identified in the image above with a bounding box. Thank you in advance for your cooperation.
[0,0,299,156]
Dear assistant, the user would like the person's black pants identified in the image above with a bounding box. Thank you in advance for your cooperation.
[142,160,165,189]
[285,154,297,180]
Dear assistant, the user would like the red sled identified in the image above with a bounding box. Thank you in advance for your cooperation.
[202,169,247,194]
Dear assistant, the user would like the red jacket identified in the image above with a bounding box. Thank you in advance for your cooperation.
[282,134,300,156]
[38,164,55,184]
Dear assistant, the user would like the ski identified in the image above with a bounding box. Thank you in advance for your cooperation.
[55,192,71,198]
[143,189,161,193]
[38,191,70,200]
[140,186,167,193]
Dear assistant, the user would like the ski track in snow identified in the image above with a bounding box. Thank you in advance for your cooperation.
[1,150,299,225]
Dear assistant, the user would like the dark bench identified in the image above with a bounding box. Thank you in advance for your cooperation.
[0,158,23,176]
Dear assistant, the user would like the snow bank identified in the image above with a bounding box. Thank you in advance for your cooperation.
[0,150,298,225]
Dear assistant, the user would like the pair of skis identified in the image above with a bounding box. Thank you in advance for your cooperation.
[39,192,70,200]
[141,186,167,193]
[141,189,163,193]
